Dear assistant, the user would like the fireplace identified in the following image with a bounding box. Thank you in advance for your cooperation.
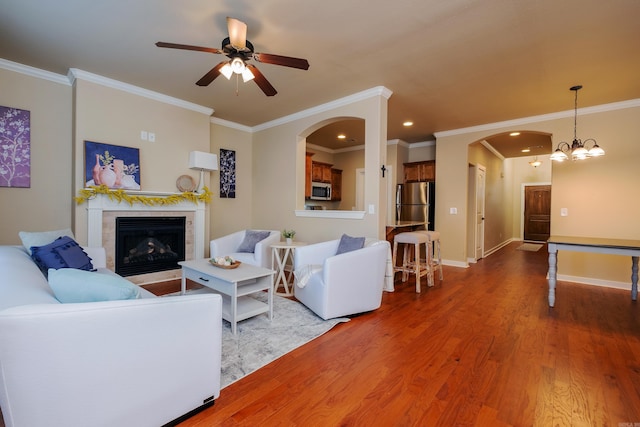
[115,217,186,277]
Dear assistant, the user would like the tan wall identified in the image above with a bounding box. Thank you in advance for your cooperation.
[248,95,389,244]
[468,142,512,253]
[209,122,253,238]
[436,104,640,284]
[333,148,365,210]
[71,77,212,245]
[0,68,73,245]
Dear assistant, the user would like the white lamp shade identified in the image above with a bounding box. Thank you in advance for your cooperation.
[189,151,218,171]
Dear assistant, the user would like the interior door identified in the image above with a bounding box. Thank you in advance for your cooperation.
[475,166,486,260]
[524,185,551,241]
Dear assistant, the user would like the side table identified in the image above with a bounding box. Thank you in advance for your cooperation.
[271,242,307,296]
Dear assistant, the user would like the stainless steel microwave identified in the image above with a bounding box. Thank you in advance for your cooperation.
[310,182,331,200]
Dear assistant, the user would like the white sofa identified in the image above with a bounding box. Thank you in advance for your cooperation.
[293,238,389,320]
[210,229,280,268]
[0,245,223,427]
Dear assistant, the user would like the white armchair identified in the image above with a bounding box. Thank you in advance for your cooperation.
[210,230,280,268]
[293,238,389,320]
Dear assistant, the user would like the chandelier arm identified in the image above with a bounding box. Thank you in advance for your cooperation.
[555,141,571,153]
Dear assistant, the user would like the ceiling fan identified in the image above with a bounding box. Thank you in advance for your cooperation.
[156,17,309,96]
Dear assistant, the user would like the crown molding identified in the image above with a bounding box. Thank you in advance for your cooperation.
[68,68,213,116]
[0,58,70,85]
[480,140,504,160]
[434,98,640,138]
[408,139,436,148]
[210,116,253,132]
[252,86,393,132]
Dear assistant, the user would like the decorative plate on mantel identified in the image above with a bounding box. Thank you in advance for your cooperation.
[176,175,196,192]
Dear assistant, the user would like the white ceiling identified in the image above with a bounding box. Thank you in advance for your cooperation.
[2,0,639,156]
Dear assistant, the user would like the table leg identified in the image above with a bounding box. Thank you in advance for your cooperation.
[181,270,187,295]
[548,245,557,307]
[632,256,638,301]
[273,248,289,295]
[231,286,237,335]
[268,274,274,320]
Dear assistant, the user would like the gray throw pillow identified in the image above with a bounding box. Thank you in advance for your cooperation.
[335,234,365,255]
[237,230,271,253]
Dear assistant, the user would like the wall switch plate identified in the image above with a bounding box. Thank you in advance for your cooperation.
[368,204,375,214]
[450,207,458,214]
[560,208,568,217]
[148,132,155,142]
[140,131,148,141]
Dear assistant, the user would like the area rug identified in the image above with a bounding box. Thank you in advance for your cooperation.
[178,290,349,388]
[517,243,543,252]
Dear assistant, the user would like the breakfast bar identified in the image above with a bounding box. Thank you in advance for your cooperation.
[547,235,640,307]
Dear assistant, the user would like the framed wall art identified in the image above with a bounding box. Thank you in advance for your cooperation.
[219,148,236,198]
[0,106,31,188]
[84,141,140,190]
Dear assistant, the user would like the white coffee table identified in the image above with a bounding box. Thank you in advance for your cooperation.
[179,259,275,334]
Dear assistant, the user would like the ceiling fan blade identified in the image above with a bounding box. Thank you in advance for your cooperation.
[156,41,223,55]
[246,64,277,96]
[253,53,309,70]
[226,17,247,50]
[196,62,227,86]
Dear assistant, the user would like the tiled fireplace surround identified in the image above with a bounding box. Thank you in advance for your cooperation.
[86,192,206,285]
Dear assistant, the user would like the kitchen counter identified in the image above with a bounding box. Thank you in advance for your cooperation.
[386,221,427,229]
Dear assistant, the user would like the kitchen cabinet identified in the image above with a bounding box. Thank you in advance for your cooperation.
[404,160,435,182]
[331,168,342,201]
[312,161,333,183]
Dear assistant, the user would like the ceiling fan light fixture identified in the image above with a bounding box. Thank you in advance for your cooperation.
[230,57,246,74]
[241,67,255,82]
[220,63,233,80]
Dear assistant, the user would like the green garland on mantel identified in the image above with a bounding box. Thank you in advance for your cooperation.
[75,185,212,206]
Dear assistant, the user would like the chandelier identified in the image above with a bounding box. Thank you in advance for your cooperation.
[550,85,605,162]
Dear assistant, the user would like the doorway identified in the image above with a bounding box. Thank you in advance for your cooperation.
[523,184,551,242]
[467,164,486,262]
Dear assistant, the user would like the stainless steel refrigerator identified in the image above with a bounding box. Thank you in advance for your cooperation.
[396,182,435,230]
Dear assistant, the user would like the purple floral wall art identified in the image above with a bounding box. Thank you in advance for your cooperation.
[0,106,31,188]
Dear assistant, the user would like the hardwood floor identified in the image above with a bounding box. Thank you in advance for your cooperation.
[1,242,638,426]
[178,242,640,426]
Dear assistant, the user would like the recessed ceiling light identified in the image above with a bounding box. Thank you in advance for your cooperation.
[337,134,346,139]
[510,132,521,136]
[403,121,413,127]
[521,148,531,153]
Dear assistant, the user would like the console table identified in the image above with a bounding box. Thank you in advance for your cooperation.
[547,236,640,307]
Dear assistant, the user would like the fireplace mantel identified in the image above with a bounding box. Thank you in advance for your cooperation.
[86,191,206,260]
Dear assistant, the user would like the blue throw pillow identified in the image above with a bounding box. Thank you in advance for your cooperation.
[237,230,270,253]
[31,236,94,274]
[48,268,141,303]
[19,228,75,255]
[335,234,365,255]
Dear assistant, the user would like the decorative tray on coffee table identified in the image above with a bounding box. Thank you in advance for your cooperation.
[209,259,242,269]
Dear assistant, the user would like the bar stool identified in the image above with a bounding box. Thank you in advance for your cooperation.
[392,231,432,293]
[417,230,443,284]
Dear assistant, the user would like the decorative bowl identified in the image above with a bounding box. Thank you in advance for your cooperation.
[209,259,241,269]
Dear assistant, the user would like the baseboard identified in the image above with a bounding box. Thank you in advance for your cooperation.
[549,273,633,291]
